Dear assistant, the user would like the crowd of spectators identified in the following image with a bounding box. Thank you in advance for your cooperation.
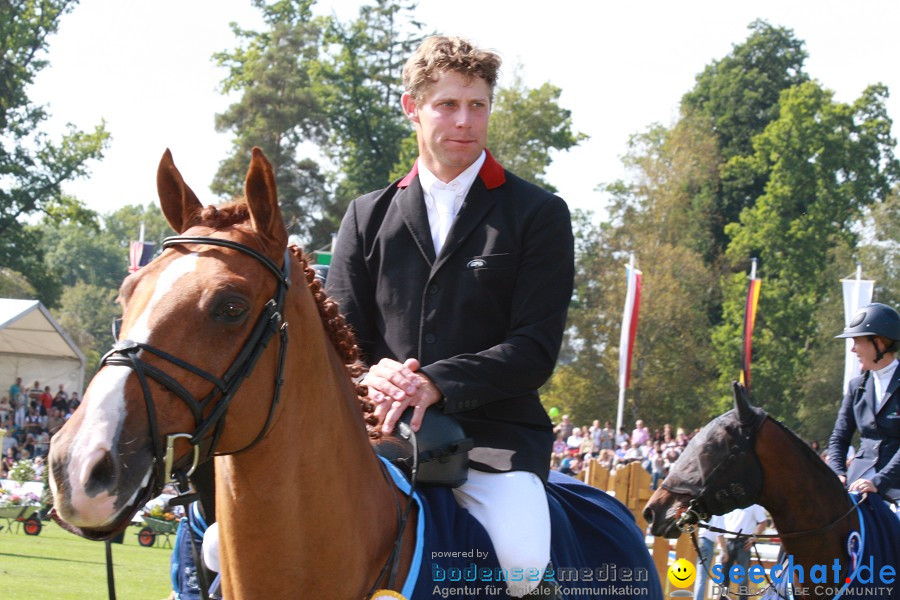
[0,376,81,481]
[550,415,697,489]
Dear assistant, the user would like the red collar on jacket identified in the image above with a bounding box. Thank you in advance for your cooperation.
[397,149,506,190]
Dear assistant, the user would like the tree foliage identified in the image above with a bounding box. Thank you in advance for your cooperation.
[54,281,119,380]
[557,21,898,439]
[316,0,424,205]
[714,82,899,421]
[0,0,109,306]
[213,0,583,253]
[488,75,588,192]
[212,0,331,248]
[682,20,809,262]
[38,203,172,373]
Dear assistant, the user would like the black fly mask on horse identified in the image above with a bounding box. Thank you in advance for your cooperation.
[662,382,767,521]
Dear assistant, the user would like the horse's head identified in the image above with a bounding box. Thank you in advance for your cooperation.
[643,382,767,538]
[48,148,293,539]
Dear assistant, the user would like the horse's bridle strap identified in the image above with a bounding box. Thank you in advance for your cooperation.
[103,236,292,496]
[163,235,289,286]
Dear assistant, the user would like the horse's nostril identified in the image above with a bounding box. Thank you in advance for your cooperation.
[86,450,116,493]
[642,506,654,525]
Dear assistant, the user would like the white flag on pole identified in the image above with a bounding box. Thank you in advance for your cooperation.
[840,272,874,391]
[615,255,642,435]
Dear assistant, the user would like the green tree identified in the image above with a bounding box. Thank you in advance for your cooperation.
[212,0,332,248]
[53,282,119,377]
[38,220,121,289]
[0,268,37,299]
[316,0,424,205]
[681,20,809,262]
[557,115,721,429]
[487,75,587,192]
[102,202,176,258]
[714,82,899,423]
[0,0,109,305]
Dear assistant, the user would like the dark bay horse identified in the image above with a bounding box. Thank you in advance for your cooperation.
[48,149,659,599]
[643,383,898,600]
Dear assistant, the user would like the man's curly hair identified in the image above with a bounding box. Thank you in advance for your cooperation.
[402,35,501,102]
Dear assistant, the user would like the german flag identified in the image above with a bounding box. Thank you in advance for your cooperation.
[741,267,761,392]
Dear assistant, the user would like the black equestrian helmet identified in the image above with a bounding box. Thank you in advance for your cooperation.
[835,302,900,344]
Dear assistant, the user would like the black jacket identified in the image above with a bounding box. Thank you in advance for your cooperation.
[327,152,575,480]
[827,365,900,502]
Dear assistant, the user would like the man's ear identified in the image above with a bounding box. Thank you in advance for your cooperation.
[401,92,419,123]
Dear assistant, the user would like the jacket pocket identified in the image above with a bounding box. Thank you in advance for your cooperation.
[462,252,518,272]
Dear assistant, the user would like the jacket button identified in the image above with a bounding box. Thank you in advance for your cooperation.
[427,283,439,295]
[424,333,436,344]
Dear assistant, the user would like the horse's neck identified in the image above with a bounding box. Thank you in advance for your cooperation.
[216,297,410,597]
[756,421,857,574]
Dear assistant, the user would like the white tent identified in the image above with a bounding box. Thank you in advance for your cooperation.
[0,299,85,398]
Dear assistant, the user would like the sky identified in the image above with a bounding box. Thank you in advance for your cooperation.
[29,0,900,222]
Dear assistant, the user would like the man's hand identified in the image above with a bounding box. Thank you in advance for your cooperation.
[362,358,442,434]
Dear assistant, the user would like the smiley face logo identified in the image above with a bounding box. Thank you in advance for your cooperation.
[667,558,696,589]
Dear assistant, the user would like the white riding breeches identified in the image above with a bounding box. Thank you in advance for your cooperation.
[452,469,551,597]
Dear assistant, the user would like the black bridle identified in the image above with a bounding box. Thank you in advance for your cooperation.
[102,235,292,498]
[665,409,866,600]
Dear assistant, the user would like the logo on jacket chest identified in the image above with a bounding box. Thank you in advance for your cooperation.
[467,259,487,269]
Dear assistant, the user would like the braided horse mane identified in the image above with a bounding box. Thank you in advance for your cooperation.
[195,201,379,435]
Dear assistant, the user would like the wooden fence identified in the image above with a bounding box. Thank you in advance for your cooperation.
[579,458,696,596]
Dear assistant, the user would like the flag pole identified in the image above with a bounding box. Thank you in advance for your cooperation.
[616,253,641,437]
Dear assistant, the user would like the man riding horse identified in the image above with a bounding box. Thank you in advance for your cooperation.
[327,35,575,598]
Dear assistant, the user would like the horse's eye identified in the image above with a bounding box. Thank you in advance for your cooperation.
[218,301,248,321]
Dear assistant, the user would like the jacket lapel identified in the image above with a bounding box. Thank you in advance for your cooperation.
[394,175,436,265]
[879,364,900,414]
[432,178,496,273]
[394,151,507,273]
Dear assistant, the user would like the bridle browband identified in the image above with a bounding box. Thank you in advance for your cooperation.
[101,235,292,498]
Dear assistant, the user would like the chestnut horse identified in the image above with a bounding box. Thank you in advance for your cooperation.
[48,149,415,597]
[643,383,898,599]
[49,148,661,600]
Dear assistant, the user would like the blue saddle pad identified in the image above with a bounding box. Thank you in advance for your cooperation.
[767,492,900,600]
[406,467,662,599]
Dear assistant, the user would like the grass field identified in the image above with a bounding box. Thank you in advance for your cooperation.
[0,519,174,599]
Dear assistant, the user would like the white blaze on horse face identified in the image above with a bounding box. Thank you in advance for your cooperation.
[128,253,201,344]
[65,254,200,527]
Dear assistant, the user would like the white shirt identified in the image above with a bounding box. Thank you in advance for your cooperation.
[720,504,766,539]
[418,151,486,255]
[873,358,898,414]
[700,514,725,542]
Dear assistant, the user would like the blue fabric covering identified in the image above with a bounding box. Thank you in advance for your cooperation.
[169,466,662,599]
[835,493,899,599]
[413,470,663,599]
[769,492,899,600]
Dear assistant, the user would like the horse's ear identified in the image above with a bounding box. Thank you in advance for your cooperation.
[157,149,203,234]
[732,381,754,424]
[244,147,287,252]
